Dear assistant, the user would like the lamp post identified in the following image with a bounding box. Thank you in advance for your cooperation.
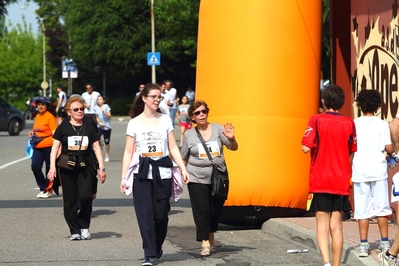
[20,6,48,97]
[151,0,156,83]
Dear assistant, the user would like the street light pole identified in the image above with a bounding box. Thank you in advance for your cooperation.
[20,6,48,97]
[151,0,156,83]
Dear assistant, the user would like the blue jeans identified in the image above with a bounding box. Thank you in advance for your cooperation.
[31,146,51,191]
[169,108,177,126]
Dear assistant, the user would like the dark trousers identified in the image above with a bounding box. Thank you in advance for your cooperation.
[59,167,93,235]
[188,182,225,241]
[31,147,51,191]
[133,177,171,257]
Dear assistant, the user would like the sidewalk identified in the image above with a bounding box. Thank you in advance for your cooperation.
[263,216,398,266]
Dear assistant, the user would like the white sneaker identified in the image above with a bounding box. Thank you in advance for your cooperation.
[37,191,51,198]
[358,242,370,257]
[70,234,81,241]
[104,155,109,162]
[81,229,91,240]
[379,241,391,253]
[379,251,397,266]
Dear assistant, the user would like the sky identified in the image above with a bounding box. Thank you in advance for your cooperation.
[5,1,40,35]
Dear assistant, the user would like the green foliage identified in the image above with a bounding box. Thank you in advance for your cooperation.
[0,21,47,101]
[322,0,331,80]
[108,95,133,116]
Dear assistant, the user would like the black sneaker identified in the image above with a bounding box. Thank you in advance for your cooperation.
[155,248,163,259]
[142,256,154,266]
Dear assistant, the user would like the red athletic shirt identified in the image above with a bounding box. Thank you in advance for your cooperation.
[301,112,357,195]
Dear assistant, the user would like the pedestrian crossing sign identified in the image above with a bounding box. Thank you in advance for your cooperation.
[147,52,161,66]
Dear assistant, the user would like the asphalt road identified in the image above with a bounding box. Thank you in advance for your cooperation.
[0,117,364,265]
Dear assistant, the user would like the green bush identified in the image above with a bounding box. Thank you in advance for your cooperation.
[108,96,134,116]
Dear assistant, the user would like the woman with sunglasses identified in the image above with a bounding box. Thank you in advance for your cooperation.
[180,100,238,256]
[47,96,106,241]
[120,83,189,266]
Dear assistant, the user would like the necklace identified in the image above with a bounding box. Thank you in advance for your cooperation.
[71,124,82,135]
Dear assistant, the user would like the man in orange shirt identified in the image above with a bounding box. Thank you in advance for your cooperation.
[28,97,58,198]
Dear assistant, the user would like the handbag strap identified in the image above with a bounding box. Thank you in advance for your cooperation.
[195,127,214,165]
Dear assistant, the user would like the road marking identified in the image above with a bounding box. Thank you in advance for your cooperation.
[0,157,29,169]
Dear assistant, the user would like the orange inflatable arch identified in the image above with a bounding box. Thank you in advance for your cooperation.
[196,0,321,225]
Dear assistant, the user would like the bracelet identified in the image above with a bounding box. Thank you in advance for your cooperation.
[98,168,105,171]
[229,137,236,142]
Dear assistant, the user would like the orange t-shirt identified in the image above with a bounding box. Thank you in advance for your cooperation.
[32,111,57,148]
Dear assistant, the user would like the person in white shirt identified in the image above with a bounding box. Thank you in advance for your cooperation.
[185,86,195,104]
[120,83,189,265]
[164,80,177,125]
[56,86,67,124]
[352,89,393,258]
[81,84,100,122]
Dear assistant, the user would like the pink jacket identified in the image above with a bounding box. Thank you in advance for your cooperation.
[123,153,183,202]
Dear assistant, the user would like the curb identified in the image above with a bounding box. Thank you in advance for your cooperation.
[261,218,379,266]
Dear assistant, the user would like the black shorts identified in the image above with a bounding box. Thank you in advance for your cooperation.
[57,107,67,118]
[309,193,351,212]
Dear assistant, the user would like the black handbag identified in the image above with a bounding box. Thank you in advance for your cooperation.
[57,125,85,171]
[195,127,229,200]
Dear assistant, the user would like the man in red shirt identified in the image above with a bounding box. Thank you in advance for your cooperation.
[301,85,357,266]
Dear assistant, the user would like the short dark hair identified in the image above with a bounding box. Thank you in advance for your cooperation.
[355,89,382,114]
[322,85,345,111]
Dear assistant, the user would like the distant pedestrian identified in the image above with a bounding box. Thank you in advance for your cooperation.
[95,95,112,162]
[185,86,195,104]
[301,85,357,266]
[352,89,393,258]
[81,84,100,123]
[164,80,177,125]
[176,95,191,147]
[56,86,67,124]
[135,84,145,101]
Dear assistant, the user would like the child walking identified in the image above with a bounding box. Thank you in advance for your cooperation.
[352,89,393,257]
[301,85,357,266]
[176,95,191,147]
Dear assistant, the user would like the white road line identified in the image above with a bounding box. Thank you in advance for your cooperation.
[0,157,29,169]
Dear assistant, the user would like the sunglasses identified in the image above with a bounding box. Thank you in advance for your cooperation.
[147,95,164,101]
[193,109,208,116]
[71,107,84,112]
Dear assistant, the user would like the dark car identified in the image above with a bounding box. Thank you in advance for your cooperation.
[26,96,57,119]
[0,97,26,135]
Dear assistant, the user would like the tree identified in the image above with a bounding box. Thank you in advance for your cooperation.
[0,20,50,105]
[0,0,18,18]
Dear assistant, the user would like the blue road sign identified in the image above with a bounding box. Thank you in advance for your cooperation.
[147,52,161,66]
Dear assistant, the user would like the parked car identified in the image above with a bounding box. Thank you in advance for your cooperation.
[0,97,26,135]
[25,96,57,119]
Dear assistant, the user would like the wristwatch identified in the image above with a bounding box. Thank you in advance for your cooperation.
[98,168,105,171]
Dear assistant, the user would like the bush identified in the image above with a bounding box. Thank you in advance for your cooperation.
[108,96,134,116]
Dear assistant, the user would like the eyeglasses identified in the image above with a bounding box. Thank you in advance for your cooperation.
[193,109,208,116]
[71,107,84,112]
[147,95,164,101]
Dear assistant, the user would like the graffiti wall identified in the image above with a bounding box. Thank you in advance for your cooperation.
[351,0,399,120]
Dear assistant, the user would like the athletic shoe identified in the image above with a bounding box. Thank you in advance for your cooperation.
[70,234,81,241]
[142,256,154,266]
[37,191,51,198]
[358,242,370,257]
[379,241,391,253]
[379,251,397,266]
[81,229,91,240]
[104,155,109,162]
[155,248,163,259]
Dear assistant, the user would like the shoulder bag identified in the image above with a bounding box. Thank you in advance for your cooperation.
[195,127,229,200]
[57,124,85,171]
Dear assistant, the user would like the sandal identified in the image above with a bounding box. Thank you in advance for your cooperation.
[201,246,211,256]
